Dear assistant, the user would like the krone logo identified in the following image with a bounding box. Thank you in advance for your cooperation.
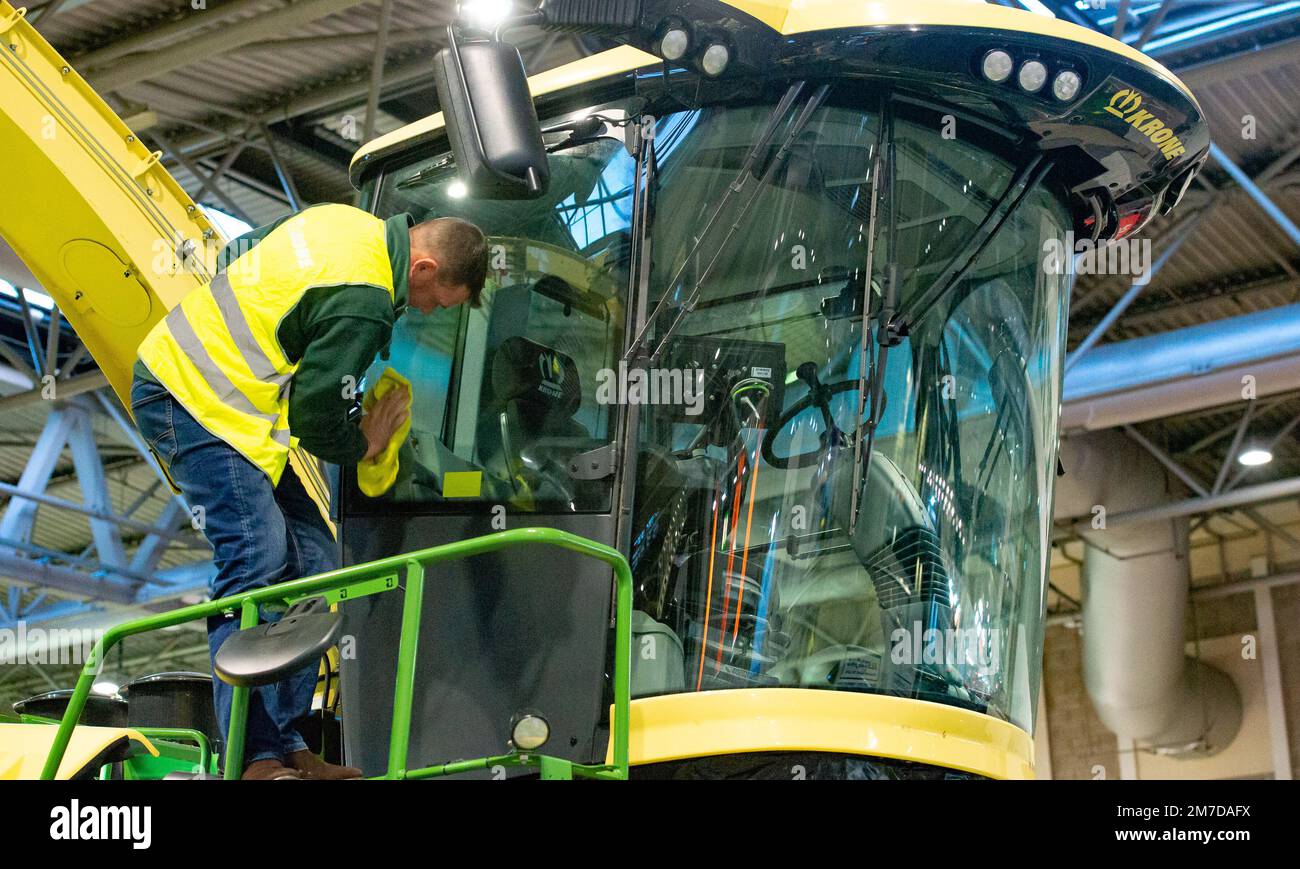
[1101,88,1186,161]
[538,352,564,398]
[1105,88,1143,117]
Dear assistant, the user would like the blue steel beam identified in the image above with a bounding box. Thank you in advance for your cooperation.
[1209,141,1300,251]
[1,599,96,630]
[1064,210,1205,372]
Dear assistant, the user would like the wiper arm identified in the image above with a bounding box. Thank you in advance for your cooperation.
[849,96,894,530]
[542,113,633,152]
[624,80,827,363]
[892,154,1052,330]
[847,149,1050,530]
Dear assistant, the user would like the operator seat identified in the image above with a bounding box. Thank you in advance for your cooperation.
[833,453,964,701]
[487,337,604,506]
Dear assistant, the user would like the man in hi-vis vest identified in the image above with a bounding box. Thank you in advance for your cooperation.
[131,203,487,780]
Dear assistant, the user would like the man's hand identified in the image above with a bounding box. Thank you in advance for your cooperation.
[360,385,410,461]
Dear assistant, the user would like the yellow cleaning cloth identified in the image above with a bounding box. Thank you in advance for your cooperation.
[357,368,412,497]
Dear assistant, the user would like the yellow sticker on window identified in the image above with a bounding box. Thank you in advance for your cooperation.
[443,471,483,499]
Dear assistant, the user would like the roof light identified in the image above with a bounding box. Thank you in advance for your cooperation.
[1018,60,1048,93]
[447,180,469,199]
[981,50,1014,83]
[1052,69,1082,101]
[658,23,690,61]
[700,42,730,77]
[1238,448,1273,467]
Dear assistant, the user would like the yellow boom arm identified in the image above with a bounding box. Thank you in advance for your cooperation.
[0,1,218,400]
[0,1,332,516]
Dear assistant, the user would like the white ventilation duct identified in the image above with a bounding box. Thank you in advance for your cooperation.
[1055,431,1241,757]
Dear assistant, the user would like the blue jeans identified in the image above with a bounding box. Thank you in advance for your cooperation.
[130,375,336,767]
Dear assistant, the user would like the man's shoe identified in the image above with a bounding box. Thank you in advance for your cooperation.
[285,749,363,780]
[241,759,302,780]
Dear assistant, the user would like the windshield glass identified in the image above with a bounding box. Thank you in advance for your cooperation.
[629,91,1068,731]
[361,84,1070,732]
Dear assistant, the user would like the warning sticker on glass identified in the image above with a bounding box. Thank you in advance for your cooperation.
[443,471,483,499]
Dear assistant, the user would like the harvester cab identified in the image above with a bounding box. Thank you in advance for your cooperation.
[332,0,1207,778]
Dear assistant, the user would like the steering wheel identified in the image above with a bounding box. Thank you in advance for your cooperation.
[761,362,862,470]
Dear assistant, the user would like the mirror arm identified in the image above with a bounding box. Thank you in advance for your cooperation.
[442,24,486,167]
[493,10,547,42]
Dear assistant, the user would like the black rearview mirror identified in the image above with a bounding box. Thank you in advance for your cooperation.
[433,30,550,200]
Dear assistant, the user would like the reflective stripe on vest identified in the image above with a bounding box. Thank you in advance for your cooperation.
[209,273,291,387]
[162,300,292,448]
[137,204,395,483]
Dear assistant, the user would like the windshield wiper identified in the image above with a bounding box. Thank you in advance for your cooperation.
[849,95,894,531]
[623,80,828,363]
[847,147,1051,531]
[891,154,1052,330]
[542,113,633,152]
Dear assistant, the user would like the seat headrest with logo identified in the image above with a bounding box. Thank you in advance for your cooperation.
[491,336,582,421]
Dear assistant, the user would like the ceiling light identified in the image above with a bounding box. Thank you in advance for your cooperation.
[1238,448,1273,467]
[459,0,514,31]
[201,206,254,241]
[1019,0,1056,17]
[447,180,469,199]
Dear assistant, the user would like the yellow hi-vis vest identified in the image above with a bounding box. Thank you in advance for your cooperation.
[137,204,395,485]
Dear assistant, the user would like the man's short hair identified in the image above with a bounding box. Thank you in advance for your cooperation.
[413,217,488,307]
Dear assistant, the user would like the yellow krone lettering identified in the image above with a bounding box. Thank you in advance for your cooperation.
[1105,88,1185,161]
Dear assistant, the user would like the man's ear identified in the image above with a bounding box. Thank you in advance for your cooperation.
[409,255,440,281]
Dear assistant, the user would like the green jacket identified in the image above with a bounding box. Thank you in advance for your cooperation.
[135,209,413,465]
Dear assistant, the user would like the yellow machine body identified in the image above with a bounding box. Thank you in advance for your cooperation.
[0,722,158,780]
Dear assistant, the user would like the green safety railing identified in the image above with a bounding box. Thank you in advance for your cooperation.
[40,527,633,781]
